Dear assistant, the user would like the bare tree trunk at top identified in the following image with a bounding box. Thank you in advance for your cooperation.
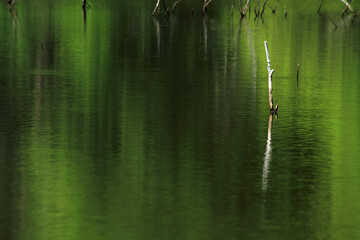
[264,41,278,114]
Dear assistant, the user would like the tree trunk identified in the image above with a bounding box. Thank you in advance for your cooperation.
[264,41,277,113]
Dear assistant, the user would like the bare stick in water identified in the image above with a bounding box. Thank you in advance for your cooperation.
[264,41,278,113]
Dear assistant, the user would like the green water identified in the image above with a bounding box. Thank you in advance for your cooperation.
[1,0,360,239]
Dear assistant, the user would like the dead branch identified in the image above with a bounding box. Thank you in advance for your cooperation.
[342,0,352,17]
[152,0,161,16]
[340,0,353,12]
[261,0,268,17]
[205,0,212,8]
[240,0,250,17]
[264,41,278,113]
[203,0,212,15]
[318,0,324,13]
[152,0,169,16]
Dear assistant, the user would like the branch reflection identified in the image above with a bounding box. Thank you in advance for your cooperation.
[152,18,160,56]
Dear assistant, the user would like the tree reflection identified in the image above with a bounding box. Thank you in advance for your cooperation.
[262,113,276,194]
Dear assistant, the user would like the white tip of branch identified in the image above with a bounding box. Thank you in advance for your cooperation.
[341,0,353,11]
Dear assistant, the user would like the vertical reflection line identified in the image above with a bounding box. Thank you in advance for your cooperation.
[203,17,207,58]
[152,18,160,56]
[82,7,87,35]
[262,114,273,193]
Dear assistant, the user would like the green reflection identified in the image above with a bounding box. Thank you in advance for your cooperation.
[0,0,360,239]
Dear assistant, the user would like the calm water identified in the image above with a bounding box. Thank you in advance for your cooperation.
[1,0,360,239]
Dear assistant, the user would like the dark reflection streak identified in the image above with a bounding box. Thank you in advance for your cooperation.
[82,7,87,34]
[152,18,160,56]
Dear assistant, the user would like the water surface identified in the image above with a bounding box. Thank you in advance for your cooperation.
[1,0,360,239]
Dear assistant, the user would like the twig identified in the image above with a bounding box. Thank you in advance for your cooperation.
[351,9,360,24]
[152,0,161,16]
[353,9,360,19]
[205,0,212,8]
[340,0,353,12]
[341,0,352,17]
[203,0,213,15]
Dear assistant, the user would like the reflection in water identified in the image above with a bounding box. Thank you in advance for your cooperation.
[1,1,360,239]
[82,7,87,29]
[262,114,273,193]
[203,16,207,57]
[9,5,20,34]
[152,17,160,56]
